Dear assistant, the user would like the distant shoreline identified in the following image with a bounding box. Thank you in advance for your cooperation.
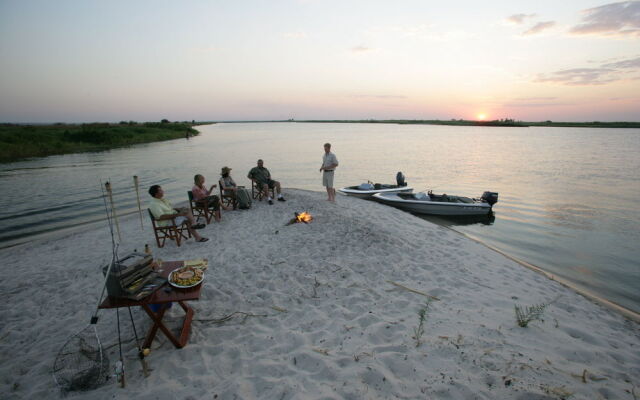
[219,119,640,128]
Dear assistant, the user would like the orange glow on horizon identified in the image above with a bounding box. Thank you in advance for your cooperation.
[477,113,487,121]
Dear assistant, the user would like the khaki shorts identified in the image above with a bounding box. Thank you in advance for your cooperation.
[322,170,334,187]
[256,179,276,190]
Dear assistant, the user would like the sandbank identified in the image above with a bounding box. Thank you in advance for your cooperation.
[0,189,638,399]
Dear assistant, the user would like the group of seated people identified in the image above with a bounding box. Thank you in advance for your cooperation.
[148,159,286,244]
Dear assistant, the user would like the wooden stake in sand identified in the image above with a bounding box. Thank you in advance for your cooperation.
[133,175,144,230]
[386,280,440,301]
[105,182,122,242]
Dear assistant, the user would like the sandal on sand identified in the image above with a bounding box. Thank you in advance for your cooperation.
[197,237,209,242]
[193,223,206,229]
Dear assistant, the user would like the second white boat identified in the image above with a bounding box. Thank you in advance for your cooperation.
[373,191,498,216]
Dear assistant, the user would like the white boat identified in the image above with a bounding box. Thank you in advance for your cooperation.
[372,191,498,216]
[339,184,413,199]
[339,172,413,199]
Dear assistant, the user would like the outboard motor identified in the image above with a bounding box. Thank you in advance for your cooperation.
[481,191,499,206]
[396,171,407,187]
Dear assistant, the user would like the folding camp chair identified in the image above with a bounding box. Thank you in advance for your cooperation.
[148,209,191,248]
[251,179,275,201]
[219,180,237,210]
[187,191,216,224]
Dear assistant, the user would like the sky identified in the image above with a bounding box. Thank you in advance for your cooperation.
[0,0,639,122]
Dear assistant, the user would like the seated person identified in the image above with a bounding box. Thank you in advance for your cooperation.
[192,174,228,222]
[247,159,286,205]
[148,185,208,242]
[219,166,252,209]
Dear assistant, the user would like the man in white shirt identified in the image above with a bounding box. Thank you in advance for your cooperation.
[319,142,338,202]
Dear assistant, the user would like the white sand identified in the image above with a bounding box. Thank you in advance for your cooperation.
[1,189,638,399]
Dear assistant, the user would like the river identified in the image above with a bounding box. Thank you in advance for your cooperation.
[0,122,638,312]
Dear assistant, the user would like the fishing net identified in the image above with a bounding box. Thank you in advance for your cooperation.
[53,324,110,392]
[52,182,150,392]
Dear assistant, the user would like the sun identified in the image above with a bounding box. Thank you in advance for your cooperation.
[477,113,487,121]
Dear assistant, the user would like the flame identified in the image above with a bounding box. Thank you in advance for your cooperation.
[286,211,314,225]
[296,212,313,223]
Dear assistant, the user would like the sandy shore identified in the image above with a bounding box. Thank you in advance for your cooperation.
[1,189,638,399]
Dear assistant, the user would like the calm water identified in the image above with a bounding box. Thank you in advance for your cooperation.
[1,123,639,312]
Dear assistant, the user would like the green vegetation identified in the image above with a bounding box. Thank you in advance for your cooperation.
[526,120,640,128]
[0,121,200,163]
[412,300,432,347]
[514,303,548,327]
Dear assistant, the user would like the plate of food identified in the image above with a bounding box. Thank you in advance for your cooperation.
[168,266,204,288]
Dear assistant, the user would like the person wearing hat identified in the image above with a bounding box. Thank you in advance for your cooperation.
[220,166,252,209]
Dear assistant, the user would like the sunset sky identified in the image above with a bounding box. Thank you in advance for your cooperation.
[1,0,639,122]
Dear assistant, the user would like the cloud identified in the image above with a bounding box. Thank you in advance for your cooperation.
[602,56,640,68]
[504,97,569,108]
[506,13,537,24]
[569,1,640,37]
[351,45,375,53]
[522,21,556,35]
[535,68,617,85]
[535,55,640,86]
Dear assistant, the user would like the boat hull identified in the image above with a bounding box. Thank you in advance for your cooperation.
[339,185,413,199]
[373,192,493,216]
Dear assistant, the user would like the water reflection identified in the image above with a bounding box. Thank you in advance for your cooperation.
[416,212,496,227]
[543,203,598,230]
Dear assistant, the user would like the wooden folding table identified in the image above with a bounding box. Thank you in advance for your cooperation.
[99,261,202,349]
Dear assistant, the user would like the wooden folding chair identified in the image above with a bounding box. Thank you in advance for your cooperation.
[219,180,237,210]
[148,209,191,248]
[251,179,275,201]
[187,191,216,224]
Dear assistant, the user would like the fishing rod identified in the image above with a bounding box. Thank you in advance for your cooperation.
[93,180,120,319]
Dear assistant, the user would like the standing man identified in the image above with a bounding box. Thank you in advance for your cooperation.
[247,159,286,205]
[319,142,338,202]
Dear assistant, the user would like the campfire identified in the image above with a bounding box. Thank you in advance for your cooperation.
[286,212,313,225]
